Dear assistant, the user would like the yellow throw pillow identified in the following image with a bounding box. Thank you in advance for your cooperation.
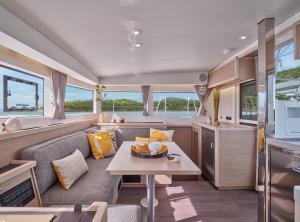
[135,137,150,143]
[150,128,174,142]
[52,149,88,190]
[87,130,116,159]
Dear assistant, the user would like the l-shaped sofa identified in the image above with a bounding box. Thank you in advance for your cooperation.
[20,126,161,221]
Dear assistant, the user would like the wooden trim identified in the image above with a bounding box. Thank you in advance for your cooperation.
[0,45,50,78]
[295,23,300,59]
[30,167,42,206]
[0,202,108,222]
[0,119,96,168]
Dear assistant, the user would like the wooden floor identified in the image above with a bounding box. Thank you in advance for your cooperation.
[117,181,258,222]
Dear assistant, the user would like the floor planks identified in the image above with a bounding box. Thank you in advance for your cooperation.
[117,181,258,222]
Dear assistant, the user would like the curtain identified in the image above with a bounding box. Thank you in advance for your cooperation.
[50,69,67,119]
[141,85,150,116]
[195,85,212,116]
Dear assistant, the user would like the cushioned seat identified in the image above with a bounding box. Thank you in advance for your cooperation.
[108,205,142,222]
[42,157,121,206]
[21,129,121,206]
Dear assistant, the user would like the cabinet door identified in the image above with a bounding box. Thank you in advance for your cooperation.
[202,128,215,182]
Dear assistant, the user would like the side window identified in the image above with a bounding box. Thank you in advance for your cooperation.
[153,92,200,116]
[240,81,257,121]
[275,42,300,101]
[64,85,94,113]
[0,66,44,116]
[101,91,143,114]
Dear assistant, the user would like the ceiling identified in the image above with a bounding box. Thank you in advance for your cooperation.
[1,0,300,78]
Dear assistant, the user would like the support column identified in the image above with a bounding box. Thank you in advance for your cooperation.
[257,18,275,222]
[147,175,155,222]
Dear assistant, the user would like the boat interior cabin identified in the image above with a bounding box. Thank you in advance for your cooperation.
[1,1,300,222]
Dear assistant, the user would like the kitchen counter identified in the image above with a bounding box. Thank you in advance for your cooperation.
[192,121,256,131]
[267,138,300,150]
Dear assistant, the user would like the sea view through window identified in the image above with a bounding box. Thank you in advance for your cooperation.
[102,91,200,116]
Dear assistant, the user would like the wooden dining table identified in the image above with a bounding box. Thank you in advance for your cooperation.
[106,141,201,222]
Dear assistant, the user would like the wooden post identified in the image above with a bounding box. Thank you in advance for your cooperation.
[294,23,300,60]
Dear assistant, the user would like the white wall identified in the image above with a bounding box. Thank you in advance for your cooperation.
[218,86,236,123]
[203,85,237,124]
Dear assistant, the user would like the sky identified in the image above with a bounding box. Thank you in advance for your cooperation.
[0,67,44,111]
[65,85,93,102]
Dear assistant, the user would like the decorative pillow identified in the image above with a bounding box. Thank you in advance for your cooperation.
[135,137,150,143]
[107,129,118,150]
[52,149,88,190]
[150,128,174,142]
[87,130,116,159]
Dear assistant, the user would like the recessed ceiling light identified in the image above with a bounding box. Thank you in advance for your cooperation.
[135,43,142,48]
[238,35,247,40]
[133,30,141,35]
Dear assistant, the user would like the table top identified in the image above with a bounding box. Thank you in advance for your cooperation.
[106,141,201,175]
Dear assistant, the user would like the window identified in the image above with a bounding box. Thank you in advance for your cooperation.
[0,66,44,116]
[275,42,300,101]
[153,92,200,116]
[64,85,94,113]
[240,81,257,121]
[101,91,143,114]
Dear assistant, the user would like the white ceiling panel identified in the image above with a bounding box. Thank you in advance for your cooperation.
[0,0,300,77]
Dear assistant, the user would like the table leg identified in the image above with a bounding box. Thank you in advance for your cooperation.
[147,175,155,222]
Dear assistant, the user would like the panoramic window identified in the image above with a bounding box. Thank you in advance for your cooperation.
[240,81,257,121]
[64,85,94,113]
[275,41,300,101]
[101,91,143,114]
[153,92,200,116]
[0,66,44,116]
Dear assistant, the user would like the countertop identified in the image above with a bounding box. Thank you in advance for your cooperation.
[267,138,300,150]
[96,121,256,131]
[192,121,256,131]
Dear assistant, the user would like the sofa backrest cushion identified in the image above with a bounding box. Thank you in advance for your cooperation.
[99,127,165,148]
[21,131,91,194]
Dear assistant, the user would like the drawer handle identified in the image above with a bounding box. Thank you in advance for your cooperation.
[210,143,214,149]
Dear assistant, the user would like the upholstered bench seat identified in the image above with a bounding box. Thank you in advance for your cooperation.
[21,129,121,206]
[108,205,142,222]
[42,157,121,205]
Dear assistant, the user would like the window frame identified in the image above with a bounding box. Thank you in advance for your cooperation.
[153,91,200,117]
[239,80,257,122]
[0,64,45,117]
[101,90,144,114]
[64,84,94,115]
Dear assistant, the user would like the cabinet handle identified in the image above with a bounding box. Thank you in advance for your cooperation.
[210,143,214,149]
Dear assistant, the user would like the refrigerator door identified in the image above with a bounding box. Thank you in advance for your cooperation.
[270,146,300,222]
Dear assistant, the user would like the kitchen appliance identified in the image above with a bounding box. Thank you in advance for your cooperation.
[275,100,300,138]
[269,142,300,222]
[202,128,215,183]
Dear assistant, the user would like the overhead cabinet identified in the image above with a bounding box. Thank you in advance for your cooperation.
[208,57,256,88]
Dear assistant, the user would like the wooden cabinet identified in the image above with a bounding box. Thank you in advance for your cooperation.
[199,126,257,189]
[168,126,194,181]
[208,57,256,88]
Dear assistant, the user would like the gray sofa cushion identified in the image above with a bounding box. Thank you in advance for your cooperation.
[42,157,121,205]
[108,205,142,222]
[21,131,91,194]
[113,128,150,147]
